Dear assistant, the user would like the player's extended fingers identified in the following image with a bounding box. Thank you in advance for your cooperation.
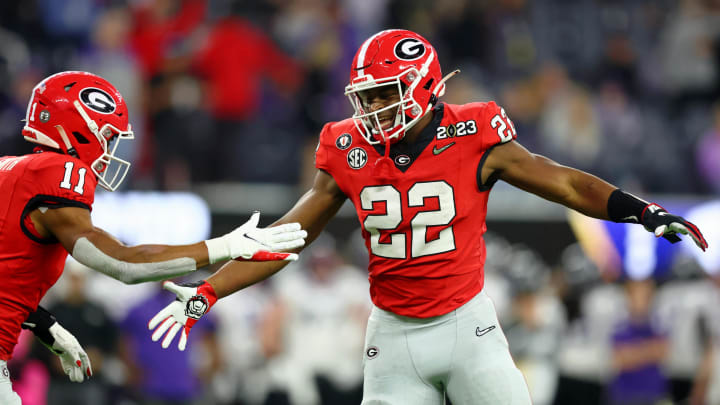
[69,363,82,382]
[66,356,83,382]
[654,225,667,237]
[240,211,261,231]
[679,220,709,250]
[269,230,308,245]
[148,306,172,330]
[161,281,191,299]
[151,317,175,342]
[162,323,182,349]
[679,226,708,250]
[80,350,92,378]
[178,329,189,351]
[268,222,303,234]
[668,222,689,235]
[270,233,307,247]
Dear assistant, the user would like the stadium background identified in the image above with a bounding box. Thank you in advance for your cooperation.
[1,0,720,404]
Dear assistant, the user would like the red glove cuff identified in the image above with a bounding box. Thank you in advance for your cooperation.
[184,281,218,321]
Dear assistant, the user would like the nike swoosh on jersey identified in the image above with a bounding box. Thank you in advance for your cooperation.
[432,142,456,155]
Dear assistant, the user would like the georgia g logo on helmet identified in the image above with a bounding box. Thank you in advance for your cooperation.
[79,87,116,114]
[394,38,426,61]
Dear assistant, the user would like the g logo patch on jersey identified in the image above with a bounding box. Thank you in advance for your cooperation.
[394,154,411,166]
[366,346,379,359]
[79,87,116,114]
[347,147,368,169]
[394,38,425,60]
[336,133,352,150]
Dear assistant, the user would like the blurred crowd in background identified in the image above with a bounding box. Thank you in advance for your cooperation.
[2,0,720,404]
[1,0,720,192]
[9,228,720,405]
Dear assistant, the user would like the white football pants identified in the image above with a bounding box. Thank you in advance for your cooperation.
[0,361,21,405]
[361,290,531,405]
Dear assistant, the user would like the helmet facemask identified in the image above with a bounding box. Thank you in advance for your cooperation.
[345,67,426,146]
[73,100,134,191]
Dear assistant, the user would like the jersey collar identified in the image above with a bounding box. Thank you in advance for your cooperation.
[371,102,445,173]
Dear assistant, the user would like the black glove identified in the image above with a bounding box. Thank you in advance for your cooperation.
[641,203,708,251]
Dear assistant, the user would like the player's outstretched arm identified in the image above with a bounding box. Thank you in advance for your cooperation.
[30,207,308,284]
[148,170,347,350]
[22,306,92,382]
[482,141,708,251]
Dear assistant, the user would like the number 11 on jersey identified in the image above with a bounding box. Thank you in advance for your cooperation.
[59,161,87,195]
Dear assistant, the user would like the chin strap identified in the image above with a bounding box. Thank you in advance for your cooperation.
[54,125,78,158]
[73,101,99,135]
[426,69,460,115]
[433,69,460,100]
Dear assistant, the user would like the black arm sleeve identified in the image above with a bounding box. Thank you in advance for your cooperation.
[607,189,648,224]
[22,306,58,351]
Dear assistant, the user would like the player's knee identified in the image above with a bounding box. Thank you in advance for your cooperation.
[448,367,531,405]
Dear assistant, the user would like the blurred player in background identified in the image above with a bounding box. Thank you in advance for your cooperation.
[149,30,707,405]
[0,71,307,404]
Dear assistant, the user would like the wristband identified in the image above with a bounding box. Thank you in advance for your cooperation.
[607,189,648,224]
[181,280,218,319]
[22,306,59,352]
[205,237,230,264]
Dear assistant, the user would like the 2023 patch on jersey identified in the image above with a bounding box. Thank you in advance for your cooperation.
[0,152,97,360]
[315,101,517,318]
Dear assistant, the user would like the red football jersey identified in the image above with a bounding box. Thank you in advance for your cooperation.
[0,151,97,360]
[316,102,517,317]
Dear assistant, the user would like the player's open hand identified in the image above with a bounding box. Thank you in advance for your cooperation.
[641,204,708,251]
[49,323,93,382]
[205,212,307,263]
[148,280,217,351]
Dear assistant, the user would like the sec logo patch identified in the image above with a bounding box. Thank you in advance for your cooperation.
[347,147,367,169]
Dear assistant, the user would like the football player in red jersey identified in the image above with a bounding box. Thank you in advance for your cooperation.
[148,30,708,404]
[0,71,307,404]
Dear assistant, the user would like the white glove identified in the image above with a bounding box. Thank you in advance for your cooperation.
[48,323,92,383]
[205,212,307,263]
[148,281,217,351]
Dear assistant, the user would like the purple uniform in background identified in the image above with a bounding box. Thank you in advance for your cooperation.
[121,290,217,402]
[609,320,668,405]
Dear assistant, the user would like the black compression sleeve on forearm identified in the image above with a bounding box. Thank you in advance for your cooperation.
[22,306,57,348]
[607,189,649,224]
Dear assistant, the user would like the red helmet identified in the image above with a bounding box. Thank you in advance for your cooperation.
[22,71,134,191]
[345,29,446,145]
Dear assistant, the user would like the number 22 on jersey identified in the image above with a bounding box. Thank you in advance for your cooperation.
[490,107,516,143]
[361,181,456,259]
